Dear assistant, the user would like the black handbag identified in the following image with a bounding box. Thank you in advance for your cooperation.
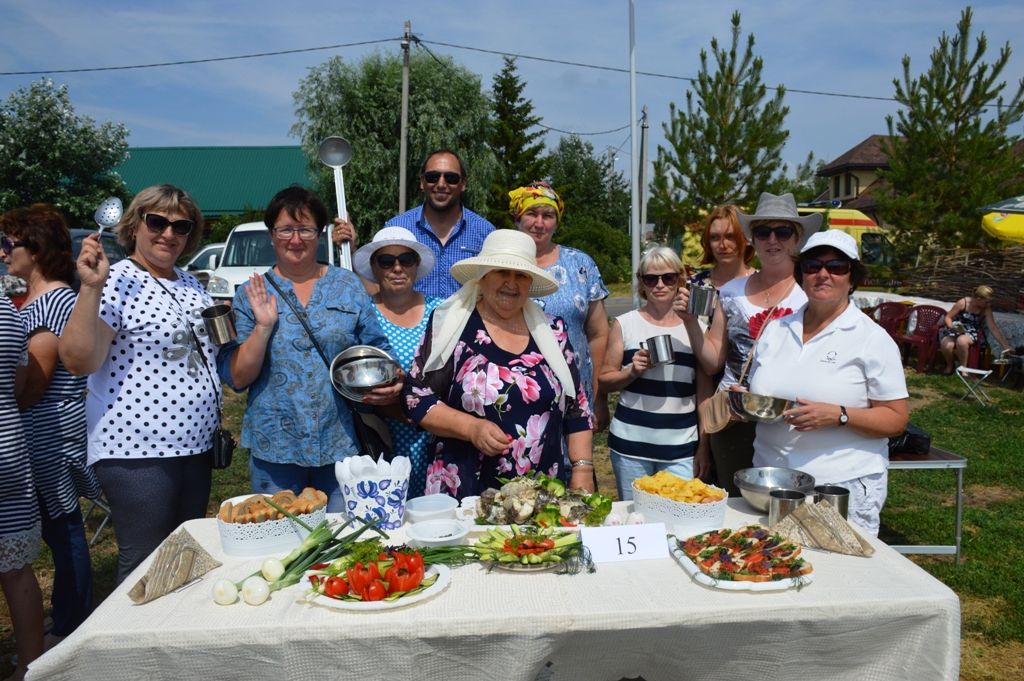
[264,272,394,461]
[211,426,237,469]
[888,423,931,456]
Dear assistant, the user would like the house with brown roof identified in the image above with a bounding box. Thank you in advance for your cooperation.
[811,134,894,227]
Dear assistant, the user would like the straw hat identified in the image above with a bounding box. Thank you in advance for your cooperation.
[737,192,822,249]
[353,226,435,283]
[449,230,559,297]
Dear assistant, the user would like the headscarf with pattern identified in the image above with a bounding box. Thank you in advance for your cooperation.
[508,181,564,220]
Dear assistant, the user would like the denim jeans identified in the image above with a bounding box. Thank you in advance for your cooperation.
[609,450,695,501]
[249,457,344,512]
[40,504,93,636]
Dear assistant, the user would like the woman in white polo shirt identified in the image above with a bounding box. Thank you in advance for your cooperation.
[746,230,909,535]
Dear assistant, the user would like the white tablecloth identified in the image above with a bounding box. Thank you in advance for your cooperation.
[26,500,960,681]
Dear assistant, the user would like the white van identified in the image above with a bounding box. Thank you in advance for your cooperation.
[205,222,336,303]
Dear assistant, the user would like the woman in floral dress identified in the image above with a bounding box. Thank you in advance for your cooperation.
[403,230,593,500]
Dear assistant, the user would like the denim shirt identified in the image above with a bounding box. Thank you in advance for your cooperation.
[216,266,391,467]
[385,204,495,299]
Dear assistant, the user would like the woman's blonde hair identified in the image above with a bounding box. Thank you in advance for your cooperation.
[973,285,994,300]
[116,184,204,257]
[637,246,684,300]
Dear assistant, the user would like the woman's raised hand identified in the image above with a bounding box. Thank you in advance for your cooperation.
[76,233,109,289]
[245,273,278,330]
[470,419,512,457]
[331,218,357,247]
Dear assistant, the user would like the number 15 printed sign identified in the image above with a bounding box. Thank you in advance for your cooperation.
[580,523,670,563]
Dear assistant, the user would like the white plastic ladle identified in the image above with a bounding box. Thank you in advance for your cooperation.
[317,136,354,270]
[94,197,123,238]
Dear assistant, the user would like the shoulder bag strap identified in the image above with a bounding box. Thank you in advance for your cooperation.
[264,271,332,369]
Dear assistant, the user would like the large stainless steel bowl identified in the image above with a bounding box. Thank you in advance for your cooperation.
[733,467,816,512]
[728,391,792,423]
[329,346,400,401]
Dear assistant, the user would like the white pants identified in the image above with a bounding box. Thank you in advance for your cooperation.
[830,470,888,537]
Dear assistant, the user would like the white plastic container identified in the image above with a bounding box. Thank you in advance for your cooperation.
[404,494,459,524]
[216,495,326,557]
[631,483,728,535]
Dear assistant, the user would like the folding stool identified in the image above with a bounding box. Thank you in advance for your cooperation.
[956,366,993,405]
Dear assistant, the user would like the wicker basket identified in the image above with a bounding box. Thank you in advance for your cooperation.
[216,495,326,557]
[631,483,728,533]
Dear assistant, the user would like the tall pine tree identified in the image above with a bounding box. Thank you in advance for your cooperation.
[877,7,1024,256]
[486,57,548,230]
[649,11,789,236]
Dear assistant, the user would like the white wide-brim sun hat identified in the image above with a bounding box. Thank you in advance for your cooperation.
[449,229,559,297]
[353,226,435,283]
[736,192,822,249]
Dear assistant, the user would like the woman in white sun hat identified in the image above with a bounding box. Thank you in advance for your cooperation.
[402,229,593,499]
[353,226,437,496]
[746,229,909,535]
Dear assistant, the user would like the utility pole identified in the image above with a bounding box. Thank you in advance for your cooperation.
[628,0,640,309]
[639,105,649,231]
[398,20,411,213]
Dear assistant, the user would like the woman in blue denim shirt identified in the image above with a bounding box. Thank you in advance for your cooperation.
[217,187,401,511]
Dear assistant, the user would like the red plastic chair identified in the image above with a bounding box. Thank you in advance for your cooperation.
[874,302,910,343]
[899,305,946,372]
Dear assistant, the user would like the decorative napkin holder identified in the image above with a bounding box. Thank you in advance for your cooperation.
[775,502,875,557]
[128,527,222,604]
[335,455,411,530]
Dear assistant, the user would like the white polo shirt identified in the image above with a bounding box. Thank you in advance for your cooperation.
[748,303,908,483]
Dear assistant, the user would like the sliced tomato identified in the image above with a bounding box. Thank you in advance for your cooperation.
[324,575,349,598]
[363,580,388,601]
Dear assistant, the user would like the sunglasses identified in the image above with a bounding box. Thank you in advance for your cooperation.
[0,235,24,256]
[273,225,320,241]
[801,258,851,276]
[752,224,796,241]
[144,213,195,236]
[374,252,420,269]
[422,170,462,185]
[640,272,680,288]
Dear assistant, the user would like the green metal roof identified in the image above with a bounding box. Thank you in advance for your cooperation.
[114,146,313,217]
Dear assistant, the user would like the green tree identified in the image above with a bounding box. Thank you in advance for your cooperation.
[0,79,129,223]
[877,7,1024,256]
[487,57,549,230]
[292,51,496,241]
[546,135,629,230]
[771,152,829,205]
[650,11,789,236]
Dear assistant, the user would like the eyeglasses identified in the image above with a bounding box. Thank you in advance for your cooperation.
[752,224,796,241]
[374,252,420,269]
[422,170,462,185]
[800,258,851,276]
[640,272,680,288]
[144,213,195,236]
[273,226,320,241]
[0,235,23,256]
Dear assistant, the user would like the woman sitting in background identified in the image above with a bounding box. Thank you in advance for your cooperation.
[601,247,710,500]
[2,205,101,643]
[938,285,1011,373]
[352,227,439,497]
[746,231,908,535]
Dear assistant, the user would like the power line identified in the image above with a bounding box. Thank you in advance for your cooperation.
[537,122,630,136]
[0,39,398,76]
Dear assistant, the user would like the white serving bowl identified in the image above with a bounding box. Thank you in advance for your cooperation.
[405,519,469,547]
[404,494,459,524]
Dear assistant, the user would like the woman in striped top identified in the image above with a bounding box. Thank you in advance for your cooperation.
[600,247,712,500]
[3,205,101,644]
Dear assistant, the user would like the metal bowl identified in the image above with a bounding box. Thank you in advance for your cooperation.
[329,346,400,401]
[733,467,816,512]
[728,391,792,423]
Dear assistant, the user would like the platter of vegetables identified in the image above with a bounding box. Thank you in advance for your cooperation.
[306,548,450,610]
[475,473,613,527]
[473,526,594,574]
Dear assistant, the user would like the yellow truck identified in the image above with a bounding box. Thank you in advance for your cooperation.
[797,207,896,267]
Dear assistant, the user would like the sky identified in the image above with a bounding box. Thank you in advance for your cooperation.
[1,0,1022,182]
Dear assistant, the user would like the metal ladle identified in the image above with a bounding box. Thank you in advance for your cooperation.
[317,136,354,270]
[94,196,123,238]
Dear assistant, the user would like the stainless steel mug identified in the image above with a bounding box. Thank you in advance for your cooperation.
[768,490,806,527]
[814,485,850,519]
[201,304,236,345]
[639,334,675,367]
[687,284,718,317]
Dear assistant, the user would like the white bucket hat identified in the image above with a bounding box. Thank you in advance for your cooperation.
[800,229,859,260]
[353,226,435,283]
[737,192,822,249]
[449,230,559,297]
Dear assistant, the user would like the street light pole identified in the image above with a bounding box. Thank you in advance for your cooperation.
[629,0,640,309]
[399,20,411,213]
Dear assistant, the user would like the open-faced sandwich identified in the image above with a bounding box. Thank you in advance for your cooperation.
[680,525,812,582]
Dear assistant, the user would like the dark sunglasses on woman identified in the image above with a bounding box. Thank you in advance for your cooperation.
[801,258,851,276]
[640,272,680,287]
[752,224,796,241]
[144,213,195,236]
[374,252,420,269]
[0,235,23,256]
[422,170,462,185]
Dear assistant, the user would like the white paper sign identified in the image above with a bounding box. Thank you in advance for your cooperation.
[581,523,670,563]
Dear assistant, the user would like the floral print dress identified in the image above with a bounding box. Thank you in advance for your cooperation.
[403,309,591,499]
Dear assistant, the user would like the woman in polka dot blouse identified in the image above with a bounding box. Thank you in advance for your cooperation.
[59,185,218,584]
[216,187,401,511]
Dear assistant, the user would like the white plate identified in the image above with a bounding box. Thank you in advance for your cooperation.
[490,560,562,574]
[308,565,451,611]
[668,537,813,592]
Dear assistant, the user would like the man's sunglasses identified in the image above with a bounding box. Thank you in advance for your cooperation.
[0,235,24,256]
[422,170,462,185]
[752,224,796,241]
[640,272,680,288]
[374,252,420,269]
[801,258,851,276]
[144,213,195,236]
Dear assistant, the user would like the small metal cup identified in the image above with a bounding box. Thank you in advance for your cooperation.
[814,485,850,519]
[639,334,675,367]
[201,304,236,345]
[687,284,718,317]
[768,489,806,527]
